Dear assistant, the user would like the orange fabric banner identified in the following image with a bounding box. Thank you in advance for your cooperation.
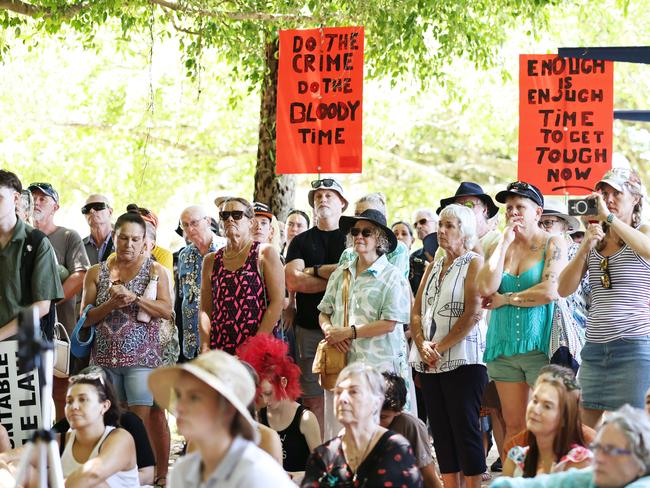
[518,54,614,195]
[276,26,364,174]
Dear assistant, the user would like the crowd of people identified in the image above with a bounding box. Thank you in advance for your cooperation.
[2,166,650,487]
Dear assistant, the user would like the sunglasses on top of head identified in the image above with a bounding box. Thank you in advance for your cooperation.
[507,181,542,200]
[81,202,109,214]
[311,178,336,189]
[220,210,245,221]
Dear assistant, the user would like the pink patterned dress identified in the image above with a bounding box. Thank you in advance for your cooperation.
[209,241,268,354]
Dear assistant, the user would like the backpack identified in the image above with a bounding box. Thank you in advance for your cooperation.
[19,227,57,341]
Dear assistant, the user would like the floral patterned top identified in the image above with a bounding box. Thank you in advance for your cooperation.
[507,444,593,477]
[318,255,412,406]
[92,257,162,369]
[301,431,422,487]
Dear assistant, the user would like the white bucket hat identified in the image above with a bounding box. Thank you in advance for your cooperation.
[542,199,580,232]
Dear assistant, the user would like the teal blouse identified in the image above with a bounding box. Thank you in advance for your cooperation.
[483,257,554,363]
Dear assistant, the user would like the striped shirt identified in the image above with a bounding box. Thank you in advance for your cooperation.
[586,245,650,342]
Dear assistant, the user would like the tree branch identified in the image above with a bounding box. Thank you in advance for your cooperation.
[149,0,314,22]
[0,0,88,18]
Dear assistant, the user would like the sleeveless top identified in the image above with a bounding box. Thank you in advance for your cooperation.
[586,245,650,342]
[209,241,268,354]
[92,257,162,368]
[260,405,310,472]
[484,241,554,362]
[61,426,141,488]
[416,251,487,374]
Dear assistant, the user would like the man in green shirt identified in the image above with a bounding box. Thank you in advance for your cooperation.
[0,170,63,339]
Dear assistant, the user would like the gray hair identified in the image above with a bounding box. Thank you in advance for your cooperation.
[355,193,387,216]
[439,204,478,250]
[144,221,157,242]
[602,405,650,474]
[345,222,391,256]
[414,208,438,224]
[335,362,385,422]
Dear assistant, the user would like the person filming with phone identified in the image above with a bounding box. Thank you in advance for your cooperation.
[558,168,650,429]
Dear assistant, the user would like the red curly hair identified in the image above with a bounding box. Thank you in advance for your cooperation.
[237,335,302,402]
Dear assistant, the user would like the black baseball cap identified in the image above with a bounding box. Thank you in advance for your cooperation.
[495,181,544,207]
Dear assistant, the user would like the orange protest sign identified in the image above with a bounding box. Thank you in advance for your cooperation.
[518,54,614,195]
[276,26,364,174]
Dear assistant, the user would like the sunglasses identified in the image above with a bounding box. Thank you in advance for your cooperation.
[219,210,245,221]
[414,218,430,227]
[600,257,612,289]
[81,202,109,214]
[350,227,374,238]
[311,178,337,189]
[507,181,543,201]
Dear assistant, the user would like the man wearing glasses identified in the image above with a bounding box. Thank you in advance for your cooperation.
[285,178,348,433]
[177,205,226,360]
[409,208,439,295]
[81,194,114,265]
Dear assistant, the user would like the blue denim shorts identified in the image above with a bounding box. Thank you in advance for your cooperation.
[104,366,155,406]
[579,336,650,411]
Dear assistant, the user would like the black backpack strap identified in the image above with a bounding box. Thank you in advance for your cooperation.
[20,228,56,340]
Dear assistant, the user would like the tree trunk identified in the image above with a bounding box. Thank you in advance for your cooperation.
[254,36,295,223]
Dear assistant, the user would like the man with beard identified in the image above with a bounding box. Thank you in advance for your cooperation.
[81,194,114,265]
[285,178,348,434]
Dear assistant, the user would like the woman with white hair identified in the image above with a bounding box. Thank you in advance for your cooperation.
[302,363,422,487]
[410,204,487,488]
[491,404,650,488]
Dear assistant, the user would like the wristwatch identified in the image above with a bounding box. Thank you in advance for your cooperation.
[313,264,321,278]
[606,213,615,224]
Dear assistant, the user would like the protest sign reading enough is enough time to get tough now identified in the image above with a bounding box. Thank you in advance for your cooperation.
[276,26,364,174]
[519,54,614,195]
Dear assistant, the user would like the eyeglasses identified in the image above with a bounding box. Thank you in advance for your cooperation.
[350,227,374,238]
[81,202,109,214]
[539,218,561,229]
[507,181,543,201]
[181,217,207,229]
[219,210,245,221]
[600,257,612,289]
[589,442,632,457]
[414,218,429,227]
[311,178,337,189]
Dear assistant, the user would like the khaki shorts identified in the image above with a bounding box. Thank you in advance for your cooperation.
[486,350,548,387]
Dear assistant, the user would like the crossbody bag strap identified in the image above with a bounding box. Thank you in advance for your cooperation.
[342,269,351,329]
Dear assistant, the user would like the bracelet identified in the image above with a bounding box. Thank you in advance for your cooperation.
[504,292,513,305]
[350,324,357,339]
[606,213,615,224]
[313,265,321,278]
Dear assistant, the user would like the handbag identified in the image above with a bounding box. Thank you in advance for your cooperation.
[70,304,95,359]
[312,269,351,391]
[53,322,71,378]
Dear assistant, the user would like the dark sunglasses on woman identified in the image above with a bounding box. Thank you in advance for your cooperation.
[81,202,109,214]
[350,227,374,237]
[220,210,245,221]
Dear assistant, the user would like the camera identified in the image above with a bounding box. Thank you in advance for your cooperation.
[567,198,597,217]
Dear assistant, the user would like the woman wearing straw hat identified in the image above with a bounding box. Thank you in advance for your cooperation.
[148,350,293,487]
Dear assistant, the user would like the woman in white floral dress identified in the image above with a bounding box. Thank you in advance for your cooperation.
[318,209,412,440]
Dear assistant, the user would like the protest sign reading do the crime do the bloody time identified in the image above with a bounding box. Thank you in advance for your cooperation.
[519,54,614,195]
[276,26,364,174]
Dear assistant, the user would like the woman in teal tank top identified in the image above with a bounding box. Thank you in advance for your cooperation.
[476,181,567,458]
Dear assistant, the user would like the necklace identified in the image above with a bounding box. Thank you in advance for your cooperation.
[346,427,379,474]
[223,239,251,259]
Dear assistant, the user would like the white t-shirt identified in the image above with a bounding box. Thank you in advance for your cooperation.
[168,436,293,488]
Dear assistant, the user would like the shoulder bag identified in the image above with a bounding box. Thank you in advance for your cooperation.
[70,304,95,359]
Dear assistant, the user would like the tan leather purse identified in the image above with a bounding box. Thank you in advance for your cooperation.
[312,269,351,390]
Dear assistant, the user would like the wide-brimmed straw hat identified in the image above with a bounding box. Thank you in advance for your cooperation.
[339,209,398,254]
[148,350,258,442]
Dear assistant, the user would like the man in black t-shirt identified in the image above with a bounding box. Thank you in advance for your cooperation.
[285,178,348,434]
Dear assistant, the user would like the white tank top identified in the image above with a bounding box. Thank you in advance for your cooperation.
[61,426,140,487]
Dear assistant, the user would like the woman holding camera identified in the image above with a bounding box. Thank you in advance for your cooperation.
[559,168,650,428]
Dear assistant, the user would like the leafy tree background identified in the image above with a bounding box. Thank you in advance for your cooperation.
[1,0,649,248]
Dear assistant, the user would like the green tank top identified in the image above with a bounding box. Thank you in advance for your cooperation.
[484,242,554,362]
